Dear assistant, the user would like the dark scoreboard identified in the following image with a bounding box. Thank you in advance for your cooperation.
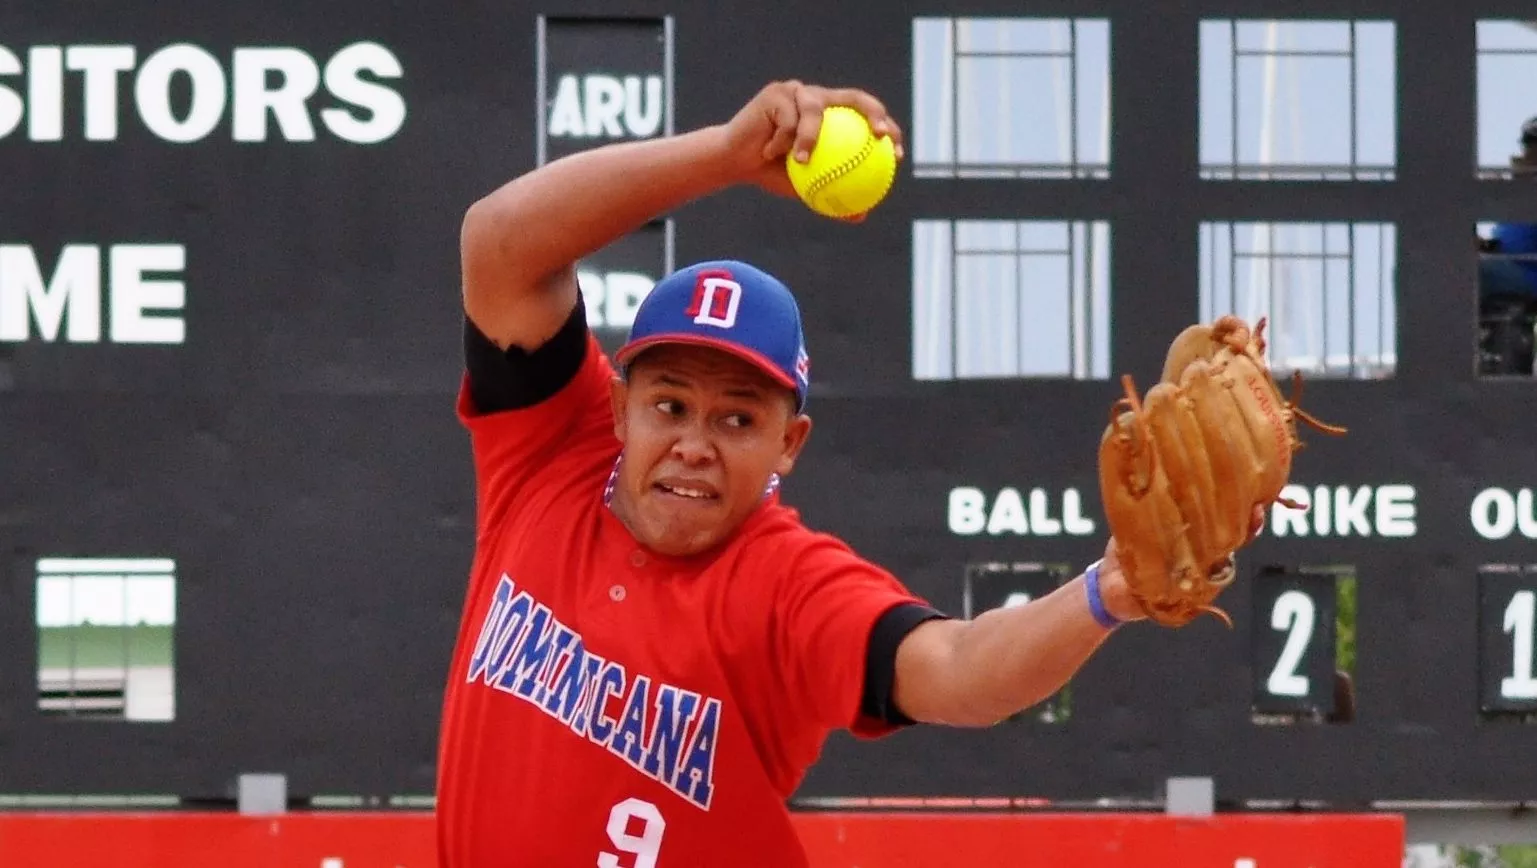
[3,0,1537,808]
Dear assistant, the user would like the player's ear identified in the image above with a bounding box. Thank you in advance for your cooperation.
[775,413,813,477]
[610,376,630,443]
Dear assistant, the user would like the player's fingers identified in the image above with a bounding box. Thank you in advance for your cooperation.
[754,81,801,161]
[761,102,799,162]
[790,86,826,164]
[822,88,905,160]
[883,117,906,161]
[826,88,890,131]
[883,114,906,160]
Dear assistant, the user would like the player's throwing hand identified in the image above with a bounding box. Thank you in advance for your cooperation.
[719,80,905,202]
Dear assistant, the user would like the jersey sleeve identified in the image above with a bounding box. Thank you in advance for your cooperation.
[456,294,619,529]
[772,533,943,739]
[463,294,593,415]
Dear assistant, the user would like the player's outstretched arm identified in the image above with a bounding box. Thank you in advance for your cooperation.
[460,80,903,352]
[888,538,1147,728]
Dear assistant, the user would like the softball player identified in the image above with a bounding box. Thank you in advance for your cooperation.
[436,80,1146,868]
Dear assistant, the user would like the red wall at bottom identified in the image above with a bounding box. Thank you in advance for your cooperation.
[0,810,1405,868]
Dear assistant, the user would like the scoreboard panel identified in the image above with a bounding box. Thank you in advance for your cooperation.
[3,0,1536,807]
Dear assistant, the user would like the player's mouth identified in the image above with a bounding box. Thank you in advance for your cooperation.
[652,479,721,502]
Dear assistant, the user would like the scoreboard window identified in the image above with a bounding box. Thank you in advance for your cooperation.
[911,17,1110,180]
[1475,21,1537,181]
[912,219,1111,381]
[1198,221,1397,380]
[35,557,177,722]
[1198,19,1397,182]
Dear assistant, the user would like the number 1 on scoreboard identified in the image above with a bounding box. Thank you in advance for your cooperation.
[1501,590,1537,700]
[1478,569,1537,715]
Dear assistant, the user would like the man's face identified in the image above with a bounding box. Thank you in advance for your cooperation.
[610,344,811,557]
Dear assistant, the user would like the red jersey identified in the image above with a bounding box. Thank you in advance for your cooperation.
[436,331,928,868]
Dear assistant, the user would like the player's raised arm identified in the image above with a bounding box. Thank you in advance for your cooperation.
[459,80,904,352]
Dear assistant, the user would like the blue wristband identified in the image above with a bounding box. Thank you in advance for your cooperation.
[1084,560,1124,630]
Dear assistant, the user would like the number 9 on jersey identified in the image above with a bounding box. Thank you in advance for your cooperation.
[599,798,666,868]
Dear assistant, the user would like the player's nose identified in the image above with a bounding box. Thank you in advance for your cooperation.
[670,427,717,466]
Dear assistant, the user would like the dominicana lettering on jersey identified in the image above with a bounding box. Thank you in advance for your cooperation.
[465,575,721,811]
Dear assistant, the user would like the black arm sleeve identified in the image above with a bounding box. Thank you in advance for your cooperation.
[463,295,590,415]
[860,602,950,727]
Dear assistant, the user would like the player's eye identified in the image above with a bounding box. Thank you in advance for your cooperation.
[723,413,754,429]
[654,399,685,417]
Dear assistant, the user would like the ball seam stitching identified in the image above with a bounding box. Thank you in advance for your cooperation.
[804,129,878,202]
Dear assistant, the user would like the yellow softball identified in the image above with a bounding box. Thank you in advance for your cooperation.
[785,105,898,219]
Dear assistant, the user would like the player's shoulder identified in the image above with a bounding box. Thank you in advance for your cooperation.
[732,501,821,550]
[731,502,883,582]
[459,290,619,423]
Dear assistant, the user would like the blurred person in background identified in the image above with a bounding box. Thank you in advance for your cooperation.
[1487,117,1537,288]
[1477,117,1537,375]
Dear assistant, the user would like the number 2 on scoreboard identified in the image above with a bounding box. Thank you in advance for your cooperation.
[598,798,666,868]
[1266,590,1316,698]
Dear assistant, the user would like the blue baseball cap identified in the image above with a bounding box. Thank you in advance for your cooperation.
[615,260,811,412]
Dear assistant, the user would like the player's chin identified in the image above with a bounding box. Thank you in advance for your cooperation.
[647,525,725,558]
[643,502,739,556]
